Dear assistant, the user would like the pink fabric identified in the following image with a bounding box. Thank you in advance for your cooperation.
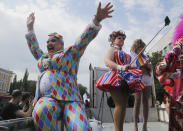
[172,15,183,46]
[155,15,183,129]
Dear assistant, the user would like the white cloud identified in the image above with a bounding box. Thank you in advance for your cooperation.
[119,0,136,9]
[119,0,162,12]
[14,70,39,81]
[168,0,183,22]
[0,1,85,76]
[0,0,113,88]
[94,0,113,6]
[1,0,183,89]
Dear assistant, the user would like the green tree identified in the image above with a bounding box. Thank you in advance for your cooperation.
[9,75,17,94]
[17,79,23,91]
[27,80,36,95]
[78,83,88,99]
[9,69,36,95]
[148,51,167,104]
[22,69,29,91]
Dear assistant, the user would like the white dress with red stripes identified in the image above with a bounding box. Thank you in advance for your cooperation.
[95,50,146,93]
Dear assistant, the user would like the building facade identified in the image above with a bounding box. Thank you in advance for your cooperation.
[147,20,179,56]
[0,68,14,94]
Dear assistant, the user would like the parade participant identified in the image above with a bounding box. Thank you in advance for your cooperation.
[130,39,152,131]
[25,2,113,131]
[155,14,183,131]
[95,31,146,131]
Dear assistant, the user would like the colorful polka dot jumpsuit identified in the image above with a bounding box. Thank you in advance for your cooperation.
[25,22,101,131]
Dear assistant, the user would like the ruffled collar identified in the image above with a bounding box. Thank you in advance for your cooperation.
[44,49,64,58]
[110,44,121,50]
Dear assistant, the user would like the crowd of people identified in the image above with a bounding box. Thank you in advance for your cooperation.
[0,89,33,120]
[0,1,183,131]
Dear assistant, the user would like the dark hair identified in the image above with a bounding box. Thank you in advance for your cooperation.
[12,89,22,98]
[22,93,30,101]
[85,100,90,108]
[109,30,126,42]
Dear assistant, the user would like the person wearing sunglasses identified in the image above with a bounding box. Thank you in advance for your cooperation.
[96,31,146,131]
[25,2,113,131]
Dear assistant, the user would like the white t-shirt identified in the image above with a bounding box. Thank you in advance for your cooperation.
[130,52,152,86]
[130,52,149,68]
[39,58,51,96]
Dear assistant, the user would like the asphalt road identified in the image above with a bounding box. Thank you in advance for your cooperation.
[102,122,168,131]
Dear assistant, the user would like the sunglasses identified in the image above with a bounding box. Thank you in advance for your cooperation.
[116,35,126,40]
[47,38,58,44]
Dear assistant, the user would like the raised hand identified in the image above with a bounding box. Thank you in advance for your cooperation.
[27,12,35,32]
[93,2,113,25]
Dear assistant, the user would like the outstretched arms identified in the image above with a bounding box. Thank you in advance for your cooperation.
[27,12,35,32]
[25,13,44,60]
[70,2,113,60]
[93,2,113,26]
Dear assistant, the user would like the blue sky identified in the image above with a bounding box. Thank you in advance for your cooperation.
[0,0,183,90]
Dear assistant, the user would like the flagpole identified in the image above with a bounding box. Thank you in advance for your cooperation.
[130,16,170,65]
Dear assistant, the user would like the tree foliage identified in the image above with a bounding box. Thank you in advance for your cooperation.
[78,83,89,99]
[9,69,36,95]
[22,69,29,91]
[148,51,167,104]
[9,75,17,94]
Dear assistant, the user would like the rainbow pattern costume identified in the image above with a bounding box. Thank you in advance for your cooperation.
[155,15,183,131]
[25,22,101,131]
[96,49,146,93]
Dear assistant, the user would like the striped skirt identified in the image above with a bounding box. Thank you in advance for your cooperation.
[95,69,146,93]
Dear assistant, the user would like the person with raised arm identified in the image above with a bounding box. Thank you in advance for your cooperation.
[25,2,113,130]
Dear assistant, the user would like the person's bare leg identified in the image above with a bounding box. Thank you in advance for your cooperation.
[142,86,151,131]
[110,89,129,131]
[133,92,141,131]
[165,97,170,116]
[121,91,129,130]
